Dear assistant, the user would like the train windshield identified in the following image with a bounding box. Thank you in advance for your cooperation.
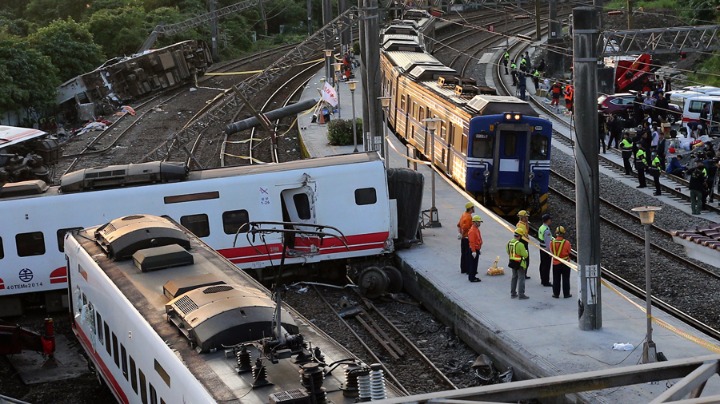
[471,131,493,158]
[530,134,549,159]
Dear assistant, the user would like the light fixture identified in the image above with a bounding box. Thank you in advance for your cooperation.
[347,80,357,91]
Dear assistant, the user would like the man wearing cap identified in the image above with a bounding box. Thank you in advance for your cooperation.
[507,228,529,299]
[467,215,483,282]
[516,210,531,279]
[551,226,572,299]
[457,202,474,274]
[537,214,553,287]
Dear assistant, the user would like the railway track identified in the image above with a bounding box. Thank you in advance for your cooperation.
[311,285,457,395]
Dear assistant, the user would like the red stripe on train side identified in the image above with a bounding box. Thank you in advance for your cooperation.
[50,267,68,284]
[73,324,129,404]
[219,232,390,264]
[0,278,4,289]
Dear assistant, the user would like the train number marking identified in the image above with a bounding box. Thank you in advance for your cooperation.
[259,187,270,206]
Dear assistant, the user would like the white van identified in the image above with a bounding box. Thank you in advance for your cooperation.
[680,95,720,133]
[667,90,702,111]
[682,85,720,94]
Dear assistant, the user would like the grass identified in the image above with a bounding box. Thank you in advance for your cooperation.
[604,0,678,12]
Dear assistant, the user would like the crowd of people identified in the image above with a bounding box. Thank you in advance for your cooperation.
[456,207,573,301]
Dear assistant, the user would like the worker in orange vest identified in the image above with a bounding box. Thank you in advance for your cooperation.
[550,226,573,299]
[564,84,574,114]
[467,215,483,283]
[457,202,474,274]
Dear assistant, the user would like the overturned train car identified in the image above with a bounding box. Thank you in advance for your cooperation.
[57,40,213,119]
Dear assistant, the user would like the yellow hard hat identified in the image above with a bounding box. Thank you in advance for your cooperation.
[472,215,483,222]
[556,226,566,234]
[514,227,525,236]
[517,210,530,217]
[465,202,474,209]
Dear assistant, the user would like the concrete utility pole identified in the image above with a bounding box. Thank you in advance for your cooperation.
[547,0,563,76]
[307,0,312,36]
[573,7,602,331]
[209,0,219,61]
[322,0,333,89]
[360,0,381,153]
[627,0,633,29]
[535,0,541,40]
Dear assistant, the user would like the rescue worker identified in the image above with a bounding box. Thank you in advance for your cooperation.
[467,215,483,283]
[564,84,574,114]
[531,69,541,90]
[517,71,527,100]
[537,214,553,287]
[510,61,518,86]
[503,50,510,75]
[550,226,572,299]
[688,160,708,215]
[649,152,662,196]
[507,228,529,300]
[516,210,531,279]
[550,82,562,111]
[635,145,648,188]
[456,202,474,274]
[620,131,634,175]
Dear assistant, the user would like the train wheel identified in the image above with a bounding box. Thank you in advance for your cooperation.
[382,265,403,293]
[357,266,389,298]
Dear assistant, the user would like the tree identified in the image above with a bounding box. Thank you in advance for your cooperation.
[87,6,148,56]
[23,0,88,25]
[0,38,59,116]
[28,19,105,82]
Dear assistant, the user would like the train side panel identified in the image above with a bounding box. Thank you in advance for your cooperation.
[67,236,212,404]
[0,154,392,302]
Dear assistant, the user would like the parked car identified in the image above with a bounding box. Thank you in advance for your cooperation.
[598,93,681,123]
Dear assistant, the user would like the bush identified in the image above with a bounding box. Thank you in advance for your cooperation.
[327,118,363,146]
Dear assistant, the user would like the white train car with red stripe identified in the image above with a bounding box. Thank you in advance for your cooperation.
[65,214,400,403]
[1,152,418,316]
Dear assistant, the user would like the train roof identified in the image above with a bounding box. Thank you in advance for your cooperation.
[0,152,382,200]
[383,49,441,71]
[69,214,381,402]
[381,34,419,46]
[466,95,539,116]
[0,126,47,149]
[408,65,457,81]
[381,40,425,53]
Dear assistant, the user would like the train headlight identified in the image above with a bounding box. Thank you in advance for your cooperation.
[504,113,522,121]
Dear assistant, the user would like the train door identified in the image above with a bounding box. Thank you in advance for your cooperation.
[493,123,530,191]
[418,107,427,154]
[442,122,452,174]
[280,181,319,255]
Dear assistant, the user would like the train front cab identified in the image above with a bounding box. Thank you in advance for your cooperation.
[466,113,551,216]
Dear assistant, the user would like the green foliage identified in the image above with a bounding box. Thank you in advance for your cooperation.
[0,38,59,113]
[0,11,32,36]
[28,19,105,82]
[688,55,720,87]
[23,0,89,25]
[327,118,362,146]
[87,6,148,56]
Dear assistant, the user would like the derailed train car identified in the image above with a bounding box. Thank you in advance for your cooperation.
[57,40,213,118]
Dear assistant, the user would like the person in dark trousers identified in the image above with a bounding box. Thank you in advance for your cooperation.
[688,160,708,215]
[467,215,483,282]
[598,113,607,153]
[456,202,474,274]
[666,155,687,178]
[516,210,531,279]
[635,145,648,188]
[507,228,529,300]
[537,214,553,287]
[607,114,624,149]
[649,152,662,196]
[503,50,510,74]
[517,71,527,100]
[510,61,518,86]
[551,226,572,299]
[620,131,634,175]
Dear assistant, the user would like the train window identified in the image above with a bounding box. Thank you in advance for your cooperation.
[355,188,377,205]
[154,359,171,387]
[121,344,128,380]
[112,333,119,367]
[97,312,103,341]
[419,107,425,122]
[530,134,549,159]
[461,134,468,156]
[180,214,210,238]
[104,323,111,355]
[502,132,518,156]
[472,132,493,158]
[130,357,138,392]
[440,123,447,140]
[0,237,4,259]
[222,210,249,235]
[150,384,158,404]
[400,96,406,111]
[56,227,83,252]
[139,369,148,404]
[293,194,311,220]
[16,232,45,257]
[164,191,219,204]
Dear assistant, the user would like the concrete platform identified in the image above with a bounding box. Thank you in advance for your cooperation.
[7,334,89,385]
[297,64,720,401]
